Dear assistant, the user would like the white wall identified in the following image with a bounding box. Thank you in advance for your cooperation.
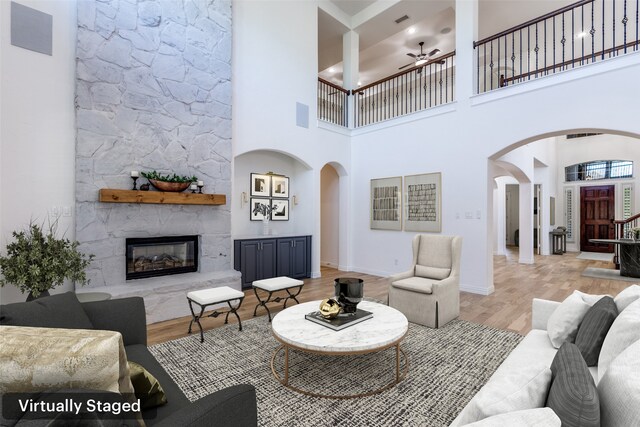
[505,184,519,246]
[0,0,77,304]
[321,164,339,267]
[555,134,640,251]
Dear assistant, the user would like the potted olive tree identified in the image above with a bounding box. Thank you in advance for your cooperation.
[0,221,94,300]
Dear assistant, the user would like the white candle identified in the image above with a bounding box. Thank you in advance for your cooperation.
[197,180,204,186]
[131,171,139,178]
[190,183,198,190]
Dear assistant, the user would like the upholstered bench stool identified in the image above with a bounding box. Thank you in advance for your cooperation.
[187,286,245,343]
[252,276,304,322]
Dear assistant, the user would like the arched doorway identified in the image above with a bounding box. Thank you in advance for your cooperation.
[320,164,339,268]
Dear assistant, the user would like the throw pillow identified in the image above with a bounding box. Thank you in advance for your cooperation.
[461,408,561,427]
[598,339,640,427]
[574,290,608,306]
[453,363,552,425]
[546,343,599,427]
[0,325,134,396]
[546,291,591,348]
[128,361,168,409]
[0,292,94,329]
[415,265,451,280]
[574,296,618,366]
[598,298,640,382]
[613,284,640,313]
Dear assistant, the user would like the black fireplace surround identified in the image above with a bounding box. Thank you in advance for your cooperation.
[126,235,198,280]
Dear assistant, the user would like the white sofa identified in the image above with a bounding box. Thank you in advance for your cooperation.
[450,292,640,427]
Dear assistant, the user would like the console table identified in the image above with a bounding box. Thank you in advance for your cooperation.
[589,239,640,278]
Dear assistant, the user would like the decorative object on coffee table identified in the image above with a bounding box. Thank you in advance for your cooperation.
[319,298,341,319]
[0,221,94,300]
[335,277,364,314]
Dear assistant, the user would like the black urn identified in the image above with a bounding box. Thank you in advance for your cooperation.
[334,278,364,314]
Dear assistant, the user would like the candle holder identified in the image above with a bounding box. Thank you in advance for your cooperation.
[197,183,204,194]
[190,184,198,194]
[131,176,139,190]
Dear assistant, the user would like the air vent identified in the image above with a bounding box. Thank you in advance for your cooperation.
[395,15,409,24]
[566,133,601,139]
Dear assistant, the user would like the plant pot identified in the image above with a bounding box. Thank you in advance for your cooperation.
[26,289,50,301]
[148,179,191,192]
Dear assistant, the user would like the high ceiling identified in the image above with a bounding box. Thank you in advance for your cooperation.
[319,0,576,86]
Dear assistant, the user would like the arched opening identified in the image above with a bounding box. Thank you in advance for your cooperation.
[320,164,339,268]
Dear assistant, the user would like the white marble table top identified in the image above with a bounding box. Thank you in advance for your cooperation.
[271,300,408,353]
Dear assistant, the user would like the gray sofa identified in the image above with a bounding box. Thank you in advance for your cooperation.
[0,292,257,427]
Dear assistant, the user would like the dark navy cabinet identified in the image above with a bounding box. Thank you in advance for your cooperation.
[234,235,311,289]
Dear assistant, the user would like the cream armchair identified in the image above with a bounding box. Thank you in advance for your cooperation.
[388,234,462,328]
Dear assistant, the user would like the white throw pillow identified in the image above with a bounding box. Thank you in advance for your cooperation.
[461,408,561,427]
[598,298,640,382]
[453,364,552,426]
[574,290,609,305]
[613,284,640,313]
[598,338,640,427]
[547,291,591,348]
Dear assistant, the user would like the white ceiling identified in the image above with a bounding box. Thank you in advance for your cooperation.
[319,0,576,86]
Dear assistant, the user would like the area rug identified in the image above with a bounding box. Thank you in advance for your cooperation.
[150,318,523,427]
[577,252,614,262]
[582,267,639,283]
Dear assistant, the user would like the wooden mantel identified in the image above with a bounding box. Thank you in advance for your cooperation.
[99,189,226,206]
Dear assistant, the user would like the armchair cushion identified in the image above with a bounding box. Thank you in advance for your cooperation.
[415,265,450,280]
[391,277,434,294]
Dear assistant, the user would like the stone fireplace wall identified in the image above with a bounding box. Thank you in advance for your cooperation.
[75,0,232,289]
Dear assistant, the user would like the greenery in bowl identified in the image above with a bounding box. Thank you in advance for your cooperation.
[0,221,95,299]
[141,171,198,183]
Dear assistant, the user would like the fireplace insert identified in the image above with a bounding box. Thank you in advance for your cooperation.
[126,235,198,280]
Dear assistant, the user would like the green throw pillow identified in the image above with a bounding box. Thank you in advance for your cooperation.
[128,361,168,409]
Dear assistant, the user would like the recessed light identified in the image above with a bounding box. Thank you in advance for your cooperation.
[328,67,335,73]
[575,32,587,39]
[407,27,416,35]
[357,81,362,86]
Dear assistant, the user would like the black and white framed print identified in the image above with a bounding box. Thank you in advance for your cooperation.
[250,198,271,221]
[403,172,442,232]
[370,176,402,230]
[271,199,289,221]
[271,175,290,198]
[250,173,271,197]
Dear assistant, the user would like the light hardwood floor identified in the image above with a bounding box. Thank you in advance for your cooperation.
[147,247,632,345]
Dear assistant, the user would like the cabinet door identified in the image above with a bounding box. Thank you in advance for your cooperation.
[276,238,293,277]
[239,240,261,287]
[291,237,308,278]
[259,239,277,280]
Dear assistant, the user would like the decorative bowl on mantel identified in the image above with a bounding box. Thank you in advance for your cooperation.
[148,179,191,192]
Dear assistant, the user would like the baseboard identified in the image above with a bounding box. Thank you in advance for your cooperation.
[460,283,494,295]
[321,261,339,269]
[348,267,389,278]
[310,271,321,279]
[338,264,351,271]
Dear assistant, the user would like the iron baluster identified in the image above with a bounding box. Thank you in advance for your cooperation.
[591,1,596,62]
[527,26,531,79]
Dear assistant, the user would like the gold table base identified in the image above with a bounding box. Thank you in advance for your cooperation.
[270,341,409,399]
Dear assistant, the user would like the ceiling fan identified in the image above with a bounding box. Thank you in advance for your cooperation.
[399,42,441,70]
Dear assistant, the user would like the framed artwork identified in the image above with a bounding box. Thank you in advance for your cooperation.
[250,198,271,221]
[403,172,442,232]
[271,175,290,198]
[370,176,402,231]
[250,173,271,197]
[271,199,289,221]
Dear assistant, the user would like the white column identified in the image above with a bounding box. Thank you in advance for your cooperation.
[519,183,535,264]
[455,0,479,104]
[343,31,359,129]
[494,180,507,255]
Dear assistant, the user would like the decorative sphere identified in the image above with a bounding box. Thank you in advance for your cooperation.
[319,298,341,319]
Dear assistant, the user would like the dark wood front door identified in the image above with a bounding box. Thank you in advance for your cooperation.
[580,185,615,252]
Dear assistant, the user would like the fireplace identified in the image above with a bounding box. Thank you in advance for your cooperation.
[126,236,198,280]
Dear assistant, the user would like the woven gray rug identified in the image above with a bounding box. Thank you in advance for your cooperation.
[150,318,522,426]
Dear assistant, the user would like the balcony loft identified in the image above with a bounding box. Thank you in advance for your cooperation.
[318,0,640,129]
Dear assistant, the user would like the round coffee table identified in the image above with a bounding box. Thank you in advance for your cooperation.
[270,300,409,399]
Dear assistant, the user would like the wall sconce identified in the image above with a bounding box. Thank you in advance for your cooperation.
[292,195,299,205]
[241,192,248,208]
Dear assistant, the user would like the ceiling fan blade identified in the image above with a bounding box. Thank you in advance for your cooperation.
[398,63,414,70]
[406,53,417,58]
[427,48,441,57]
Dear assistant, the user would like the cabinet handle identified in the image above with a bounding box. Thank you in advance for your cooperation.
[291,241,294,248]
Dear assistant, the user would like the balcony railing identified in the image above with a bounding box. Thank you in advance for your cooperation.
[354,51,455,127]
[318,78,349,127]
[475,0,640,93]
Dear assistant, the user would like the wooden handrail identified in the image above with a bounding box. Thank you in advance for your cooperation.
[355,51,456,93]
[502,40,640,84]
[474,0,594,47]
[614,212,640,225]
[318,77,350,94]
